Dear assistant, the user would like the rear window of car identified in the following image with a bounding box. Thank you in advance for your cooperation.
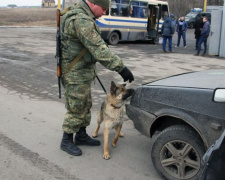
[199,13,211,17]
[195,13,211,20]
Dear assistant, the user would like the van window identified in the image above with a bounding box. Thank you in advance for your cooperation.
[131,1,148,18]
[111,0,130,17]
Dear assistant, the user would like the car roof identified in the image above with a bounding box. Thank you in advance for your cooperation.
[145,70,225,90]
[187,12,198,14]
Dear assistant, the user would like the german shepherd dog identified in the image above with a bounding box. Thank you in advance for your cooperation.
[92,81,134,160]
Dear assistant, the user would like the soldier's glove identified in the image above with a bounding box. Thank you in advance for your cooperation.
[119,67,134,83]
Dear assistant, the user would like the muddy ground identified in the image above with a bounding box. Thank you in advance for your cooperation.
[0,27,224,110]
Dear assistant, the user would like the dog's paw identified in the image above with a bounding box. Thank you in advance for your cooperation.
[92,132,98,138]
[112,142,117,148]
[103,153,110,160]
[119,132,124,137]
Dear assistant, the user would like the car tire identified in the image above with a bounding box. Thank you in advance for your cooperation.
[189,22,194,29]
[151,125,205,180]
[108,32,119,45]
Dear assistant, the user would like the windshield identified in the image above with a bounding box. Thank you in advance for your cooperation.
[185,12,197,18]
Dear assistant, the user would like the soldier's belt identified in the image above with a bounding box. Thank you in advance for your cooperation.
[64,48,87,74]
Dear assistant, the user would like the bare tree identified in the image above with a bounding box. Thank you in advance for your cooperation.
[166,0,223,19]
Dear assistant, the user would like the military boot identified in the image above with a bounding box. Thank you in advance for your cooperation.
[75,127,100,146]
[60,132,82,156]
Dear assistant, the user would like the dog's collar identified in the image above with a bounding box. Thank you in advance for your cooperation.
[111,104,121,109]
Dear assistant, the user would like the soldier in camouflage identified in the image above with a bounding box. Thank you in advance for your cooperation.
[60,0,134,156]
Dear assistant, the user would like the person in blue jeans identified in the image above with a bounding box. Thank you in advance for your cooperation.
[115,0,123,16]
[175,16,187,48]
[161,14,175,53]
[195,16,210,56]
[132,2,139,17]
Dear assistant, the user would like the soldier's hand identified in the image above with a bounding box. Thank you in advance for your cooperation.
[119,67,134,83]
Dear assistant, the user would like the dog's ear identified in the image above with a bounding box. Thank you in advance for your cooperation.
[110,81,117,96]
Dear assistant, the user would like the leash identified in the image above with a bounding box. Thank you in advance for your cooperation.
[96,75,107,94]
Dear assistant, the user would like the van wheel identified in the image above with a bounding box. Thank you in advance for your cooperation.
[108,32,119,45]
[151,37,159,44]
[151,125,205,180]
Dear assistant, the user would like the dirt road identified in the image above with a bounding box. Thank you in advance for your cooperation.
[0,27,224,110]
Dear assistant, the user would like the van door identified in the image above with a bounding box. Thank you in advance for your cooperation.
[147,5,159,42]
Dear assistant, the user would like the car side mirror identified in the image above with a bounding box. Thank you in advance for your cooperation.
[213,89,225,102]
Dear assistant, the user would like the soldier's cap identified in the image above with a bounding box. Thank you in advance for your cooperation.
[88,0,110,9]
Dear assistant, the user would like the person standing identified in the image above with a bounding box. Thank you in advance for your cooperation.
[194,15,204,50]
[195,16,210,56]
[171,13,177,26]
[161,14,175,53]
[115,0,123,16]
[60,0,134,156]
[175,16,188,48]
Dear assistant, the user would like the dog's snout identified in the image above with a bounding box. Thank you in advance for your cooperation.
[122,88,135,100]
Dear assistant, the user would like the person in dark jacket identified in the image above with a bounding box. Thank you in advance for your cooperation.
[161,14,175,53]
[195,16,210,56]
[194,16,204,50]
[175,16,188,48]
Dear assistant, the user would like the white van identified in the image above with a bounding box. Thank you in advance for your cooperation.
[62,0,169,44]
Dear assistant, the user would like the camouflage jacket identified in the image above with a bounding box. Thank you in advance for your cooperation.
[60,0,125,84]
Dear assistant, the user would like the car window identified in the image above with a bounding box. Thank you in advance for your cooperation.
[185,12,197,19]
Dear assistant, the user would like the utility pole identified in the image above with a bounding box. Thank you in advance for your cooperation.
[203,0,207,12]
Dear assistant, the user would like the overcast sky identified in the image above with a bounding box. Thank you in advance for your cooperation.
[0,0,59,6]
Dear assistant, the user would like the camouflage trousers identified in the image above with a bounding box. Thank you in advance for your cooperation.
[62,82,92,134]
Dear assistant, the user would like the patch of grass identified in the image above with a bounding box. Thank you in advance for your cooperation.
[0,8,56,27]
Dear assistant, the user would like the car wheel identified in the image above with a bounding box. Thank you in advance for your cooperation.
[108,32,119,45]
[151,125,205,180]
[189,23,194,29]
